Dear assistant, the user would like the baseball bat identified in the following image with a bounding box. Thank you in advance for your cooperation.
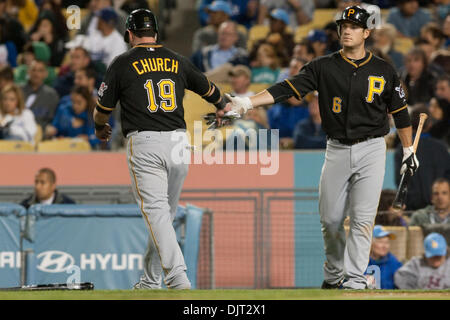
[392,113,428,209]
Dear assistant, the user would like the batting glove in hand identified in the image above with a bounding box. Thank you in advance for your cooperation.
[400,146,419,176]
[203,111,240,130]
[225,94,253,115]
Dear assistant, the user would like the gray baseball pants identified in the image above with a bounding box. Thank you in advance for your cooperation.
[319,137,386,289]
[126,130,191,289]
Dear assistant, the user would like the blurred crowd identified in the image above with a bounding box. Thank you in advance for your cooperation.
[0,0,448,148]
[190,0,449,153]
[0,1,448,211]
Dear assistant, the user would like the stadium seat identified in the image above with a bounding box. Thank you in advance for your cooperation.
[407,226,424,259]
[394,37,414,55]
[0,140,35,152]
[247,24,269,50]
[295,23,313,43]
[311,9,335,28]
[37,138,92,152]
[34,125,43,144]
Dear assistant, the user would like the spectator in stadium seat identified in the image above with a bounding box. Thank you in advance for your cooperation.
[400,47,436,105]
[84,7,127,67]
[258,0,315,30]
[197,0,259,29]
[45,85,100,148]
[366,225,402,289]
[20,168,75,209]
[38,0,69,42]
[191,21,248,73]
[306,29,328,58]
[435,74,450,102]
[387,0,432,38]
[14,41,57,87]
[414,38,443,78]
[78,0,128,37]
[228,65,254,97]
[395,106,450,211]
[250,43,281,84]
[394,232,450,289]
[372,23,405,71]
[428,49,450,76]
[443,13,450,48]
[120,0,149,15]
[20,60,60,131]
[74,67,98,98]
[292,91,327,149]
[421,23,446,51]
[0,65,14,88]
[375,189,408,226]
[409,178,450,226]
[53,46,97,98]
[292,39,315,63]
[0,0,27,54]
[192,1,247,54]
[29,10,66,67]
[267,56,308,141]
[431,0,450,24]
[428,97,450,145]
[0,84,37,143]
[324,21,341,54]
[249,9,295,70]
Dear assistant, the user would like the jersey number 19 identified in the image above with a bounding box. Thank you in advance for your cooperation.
[144,79,177,113]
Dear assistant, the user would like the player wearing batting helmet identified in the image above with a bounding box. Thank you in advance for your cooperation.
[225,5,419,289]
[93,9,227,289]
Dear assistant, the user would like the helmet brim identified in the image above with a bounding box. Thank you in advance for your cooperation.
[336,19,366,29]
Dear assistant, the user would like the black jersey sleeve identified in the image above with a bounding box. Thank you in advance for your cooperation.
[182,56,214,97]
[387,66,408,114]
[266,60,319,102]
[96,57,121,114]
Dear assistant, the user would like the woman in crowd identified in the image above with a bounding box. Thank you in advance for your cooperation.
[0,83,37,143]
[29,10,66,66]
[45,85,99,148]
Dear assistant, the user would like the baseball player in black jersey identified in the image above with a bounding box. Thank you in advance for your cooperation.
[93,9,227,289]
[226,6,419,289]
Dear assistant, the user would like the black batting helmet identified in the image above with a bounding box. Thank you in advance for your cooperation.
[336,6,370,29]
[124,9,159,43]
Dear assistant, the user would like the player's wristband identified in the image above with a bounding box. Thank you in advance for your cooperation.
[214,97,226,110]
[95,122,106,131]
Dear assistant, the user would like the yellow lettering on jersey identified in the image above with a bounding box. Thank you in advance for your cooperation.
[148,58,157,72]
[366,76,385,103]
[164,58,171,72]
[332,97,342,113]
[171,60,178,73]
[132,61,144,75]
[132,59,179,75]
[140,59,150,73]
[156,58,164,72]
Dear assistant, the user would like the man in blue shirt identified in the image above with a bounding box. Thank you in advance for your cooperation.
[366,225,403,289]
[387,0,431,38]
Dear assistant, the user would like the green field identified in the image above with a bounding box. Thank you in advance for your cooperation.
[0,289,450,300]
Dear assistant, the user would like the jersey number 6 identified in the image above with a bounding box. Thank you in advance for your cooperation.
[144,79,177,113]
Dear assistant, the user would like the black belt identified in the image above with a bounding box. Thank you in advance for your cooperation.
[329,135,382,146]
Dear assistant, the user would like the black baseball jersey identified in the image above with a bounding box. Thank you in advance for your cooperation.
[96,44,214,136]
[267,50,408,140]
